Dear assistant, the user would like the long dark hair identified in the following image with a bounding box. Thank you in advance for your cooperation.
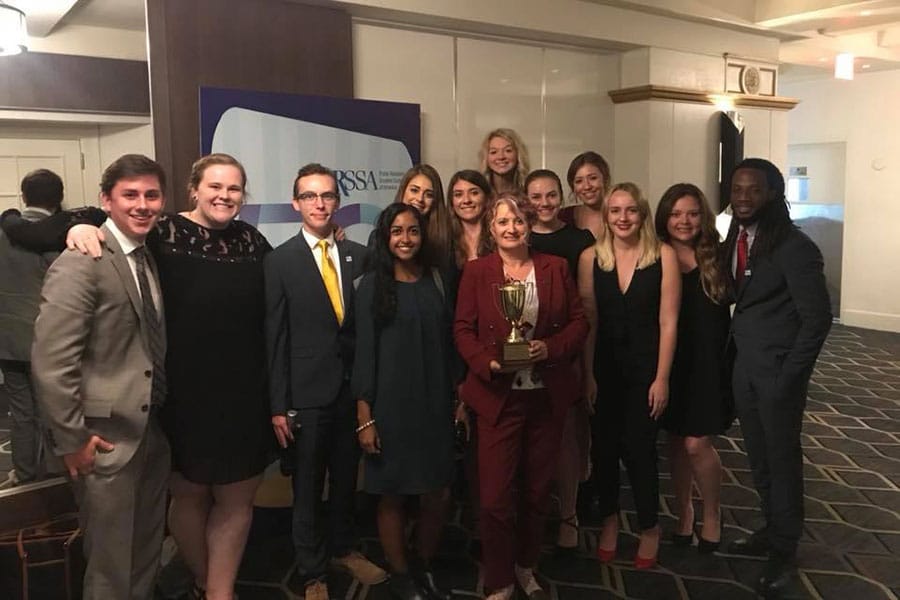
[370,203,430,329]
[447,169,494,266]
[394,164,453,268]
[655,183,727,303]
[724,158,796,261]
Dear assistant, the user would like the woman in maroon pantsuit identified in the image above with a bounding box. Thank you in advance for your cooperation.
[454,193,587,600]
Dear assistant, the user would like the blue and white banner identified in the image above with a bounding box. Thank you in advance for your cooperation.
[199,87,420,246]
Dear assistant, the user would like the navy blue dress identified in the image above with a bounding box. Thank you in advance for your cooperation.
[352,272,456,494]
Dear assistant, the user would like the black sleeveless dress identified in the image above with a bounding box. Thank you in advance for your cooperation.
[662,268,734,436]
[590,257,663,528]
[593,259,661,386]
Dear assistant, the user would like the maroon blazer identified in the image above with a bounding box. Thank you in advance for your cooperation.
[454,251,588,425]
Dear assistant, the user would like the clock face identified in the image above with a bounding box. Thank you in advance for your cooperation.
[742,66,761,95]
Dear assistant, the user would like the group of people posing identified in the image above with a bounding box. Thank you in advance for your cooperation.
[0,127,832,600]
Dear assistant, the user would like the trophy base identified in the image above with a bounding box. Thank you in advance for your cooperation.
[500,341,532,372]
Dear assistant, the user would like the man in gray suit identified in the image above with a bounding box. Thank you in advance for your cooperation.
[32,154,169,600]
[0,169,63,484]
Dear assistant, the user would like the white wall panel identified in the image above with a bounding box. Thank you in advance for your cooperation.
[353,24,456,183]
[456,38,544,174]
[671,103,719,208]
[544,50,618,190]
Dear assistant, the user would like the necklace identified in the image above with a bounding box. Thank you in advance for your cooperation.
[502,259,532,283]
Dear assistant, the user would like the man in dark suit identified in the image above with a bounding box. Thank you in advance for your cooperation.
[0,169,63,484]
[31,155,169,600]
[724,158,832,599]
[265,163,385,600]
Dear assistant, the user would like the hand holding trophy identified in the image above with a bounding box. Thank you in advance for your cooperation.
[493,280,535,371]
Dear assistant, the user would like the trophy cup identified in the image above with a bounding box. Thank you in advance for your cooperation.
[493,281,535,368]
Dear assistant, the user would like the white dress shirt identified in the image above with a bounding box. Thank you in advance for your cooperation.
[104,218,162,310]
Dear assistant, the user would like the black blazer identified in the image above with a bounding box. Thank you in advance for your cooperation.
[727,227,832,396]
[264,232,368,413]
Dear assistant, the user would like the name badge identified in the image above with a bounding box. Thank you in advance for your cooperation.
[744,269,752,277]
[345,255,353,262]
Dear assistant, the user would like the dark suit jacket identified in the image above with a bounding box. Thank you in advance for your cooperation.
[264,231,367,414]
[453,251,588,425]
[0,207,58,362]
[31,224,166,474]
[727,227,832,398]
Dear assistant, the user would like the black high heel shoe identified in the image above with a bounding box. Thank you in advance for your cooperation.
[671,531,694,547]
[697,536,720,554]
[697,518,722,554]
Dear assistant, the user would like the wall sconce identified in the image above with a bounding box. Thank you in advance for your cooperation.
[835,53,854,80]
[0,2,27,56]
[709,94,735,112]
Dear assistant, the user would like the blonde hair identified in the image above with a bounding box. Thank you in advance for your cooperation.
[478,128,530,193]
[594,182,660,271]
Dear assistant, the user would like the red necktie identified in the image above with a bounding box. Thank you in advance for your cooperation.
[736,228,748,286]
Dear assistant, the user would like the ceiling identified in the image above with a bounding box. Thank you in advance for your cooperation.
[594,0,900,77]
[6,0,900,77]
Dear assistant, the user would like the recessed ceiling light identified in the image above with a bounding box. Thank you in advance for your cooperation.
[862,63,872,69]
[818,57,828,62]
[861,10,873,16]
[550,68,560,74]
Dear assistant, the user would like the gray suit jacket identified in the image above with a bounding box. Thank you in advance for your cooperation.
[31,223,166,474]
[0,207,58,362]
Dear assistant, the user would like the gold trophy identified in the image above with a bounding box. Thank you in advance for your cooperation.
[494,281,535,368]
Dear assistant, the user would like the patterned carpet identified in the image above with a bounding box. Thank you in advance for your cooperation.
[4,324,897,598]
[220,324,900,600]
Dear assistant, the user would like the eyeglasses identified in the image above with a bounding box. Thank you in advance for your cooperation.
[296,191,339,204]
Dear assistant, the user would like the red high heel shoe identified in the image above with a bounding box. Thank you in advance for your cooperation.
[634,526,660,569]
[633,553,657,569]
[597,546,617,563]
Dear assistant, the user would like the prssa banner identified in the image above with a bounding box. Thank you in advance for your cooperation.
[200,87,420,246]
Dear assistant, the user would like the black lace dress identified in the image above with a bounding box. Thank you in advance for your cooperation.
[154,214,275,484]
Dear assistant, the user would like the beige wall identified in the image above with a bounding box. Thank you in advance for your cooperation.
[353,23,618,194]
[783,71,900,332]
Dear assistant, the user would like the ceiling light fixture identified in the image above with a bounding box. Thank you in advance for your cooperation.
[835,53,854,80]
[861,10,873,16]
[0,2,27,56]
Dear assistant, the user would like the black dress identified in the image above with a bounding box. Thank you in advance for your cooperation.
[663,268,733,437]
[154,214,275,484]
[351,271,456,495]
[591,258,662,529]
[529,224,594,277]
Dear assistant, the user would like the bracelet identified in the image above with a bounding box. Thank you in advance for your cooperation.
[355,419,375,433]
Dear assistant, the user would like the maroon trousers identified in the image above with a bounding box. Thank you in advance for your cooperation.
[477,388,566,590]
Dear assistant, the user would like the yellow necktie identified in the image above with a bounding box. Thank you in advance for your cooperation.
[317,239,343,324]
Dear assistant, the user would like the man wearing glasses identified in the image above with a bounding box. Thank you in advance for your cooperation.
[264,163,383,600]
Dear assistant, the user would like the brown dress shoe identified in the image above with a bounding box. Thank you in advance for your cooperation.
[330,551,388,585]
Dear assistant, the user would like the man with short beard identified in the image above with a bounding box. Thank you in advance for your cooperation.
[724,158,831,599]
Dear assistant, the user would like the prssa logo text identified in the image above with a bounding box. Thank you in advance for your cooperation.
[335,169,378,197]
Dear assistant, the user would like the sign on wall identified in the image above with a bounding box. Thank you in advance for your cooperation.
[199,87,420,246]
